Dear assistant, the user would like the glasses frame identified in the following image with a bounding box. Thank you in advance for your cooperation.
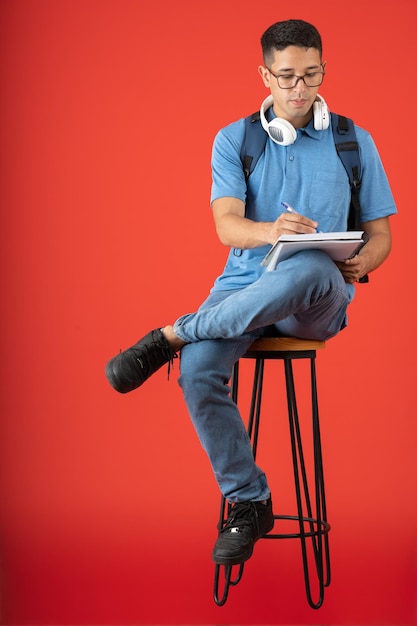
[266,66,326,89]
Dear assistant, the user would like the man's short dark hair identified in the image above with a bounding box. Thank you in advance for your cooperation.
[261,19,322,65]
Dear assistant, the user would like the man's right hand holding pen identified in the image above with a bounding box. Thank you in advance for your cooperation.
[267,201,320,242]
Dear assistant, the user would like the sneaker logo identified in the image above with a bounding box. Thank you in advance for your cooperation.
[230,527,241,533]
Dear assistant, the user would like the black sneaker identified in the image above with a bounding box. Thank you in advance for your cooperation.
[212,497,274,566]
[105,328,177,393]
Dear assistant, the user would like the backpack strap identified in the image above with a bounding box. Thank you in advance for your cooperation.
[233,112,267,256]
[240,111,267,180]
[331,113,368,282]
[330,113,362,231]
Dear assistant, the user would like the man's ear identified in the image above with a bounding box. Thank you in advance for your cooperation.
[258,65,271,88]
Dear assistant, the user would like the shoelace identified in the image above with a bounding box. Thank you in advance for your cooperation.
[221,501,260,535]
[166,351,178,380]
[133,331,178,380]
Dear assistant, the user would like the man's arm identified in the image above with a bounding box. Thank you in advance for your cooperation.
[212,196,319,249]
[336,216,392,284]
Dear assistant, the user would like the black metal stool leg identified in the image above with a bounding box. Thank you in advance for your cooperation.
[310,357,331,588]
[213,358,264,605]
[214,561,245,606]
[213,490,246,606]
[247,359,264,458]
[283,357,331,609]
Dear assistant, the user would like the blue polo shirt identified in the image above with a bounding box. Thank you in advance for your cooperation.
[210,112,397,292]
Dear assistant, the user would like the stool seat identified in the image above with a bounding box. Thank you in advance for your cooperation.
[213,336,330,609]
[246,336,325,355]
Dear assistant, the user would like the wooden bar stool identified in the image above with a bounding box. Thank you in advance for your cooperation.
[213,337,331,609]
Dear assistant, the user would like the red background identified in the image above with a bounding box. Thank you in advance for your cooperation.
[0,0,416,624]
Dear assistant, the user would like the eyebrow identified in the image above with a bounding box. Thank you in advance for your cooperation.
[275,64,321,73]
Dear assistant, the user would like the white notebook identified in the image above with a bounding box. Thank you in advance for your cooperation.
[261,231,366,272]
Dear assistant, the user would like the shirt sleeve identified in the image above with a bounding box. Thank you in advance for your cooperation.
[356,128,397,222]
[210,118,248,206]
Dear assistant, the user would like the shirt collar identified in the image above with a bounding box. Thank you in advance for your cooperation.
[297,117,323,140]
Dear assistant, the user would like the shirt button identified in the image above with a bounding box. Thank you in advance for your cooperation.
[289,155,294,161]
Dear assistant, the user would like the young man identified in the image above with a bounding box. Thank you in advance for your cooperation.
[106,20,396,566]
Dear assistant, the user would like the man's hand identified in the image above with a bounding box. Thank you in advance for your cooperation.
[267,211,319,243]
[335,216,392,283]
[335,255,366,284]
[212,197,318,249]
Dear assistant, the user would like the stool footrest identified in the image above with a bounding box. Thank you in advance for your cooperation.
[265,514,331,540]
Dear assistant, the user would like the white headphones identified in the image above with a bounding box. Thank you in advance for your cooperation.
[259,94,330,146]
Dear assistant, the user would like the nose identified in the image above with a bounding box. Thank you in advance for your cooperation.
[292,76,308,92]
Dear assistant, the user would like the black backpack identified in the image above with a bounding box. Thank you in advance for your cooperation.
[240,110,362,230]
[239,110,368,281]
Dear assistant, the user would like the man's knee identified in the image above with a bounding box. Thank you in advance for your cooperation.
[178,342,229,392]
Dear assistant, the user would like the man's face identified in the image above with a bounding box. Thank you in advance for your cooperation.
[258,46,324,128]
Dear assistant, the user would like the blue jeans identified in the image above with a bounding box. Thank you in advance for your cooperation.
[174,251,351,502]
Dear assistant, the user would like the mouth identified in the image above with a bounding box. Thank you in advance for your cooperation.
[290,99,308,107]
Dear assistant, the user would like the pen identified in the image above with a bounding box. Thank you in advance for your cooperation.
[281,202,322,233]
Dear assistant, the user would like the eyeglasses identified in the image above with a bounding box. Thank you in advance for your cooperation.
[266,67,325,89]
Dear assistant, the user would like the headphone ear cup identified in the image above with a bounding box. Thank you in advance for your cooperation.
[259,95,297,146]
[267,118,297,146]
[313,95,330,131]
